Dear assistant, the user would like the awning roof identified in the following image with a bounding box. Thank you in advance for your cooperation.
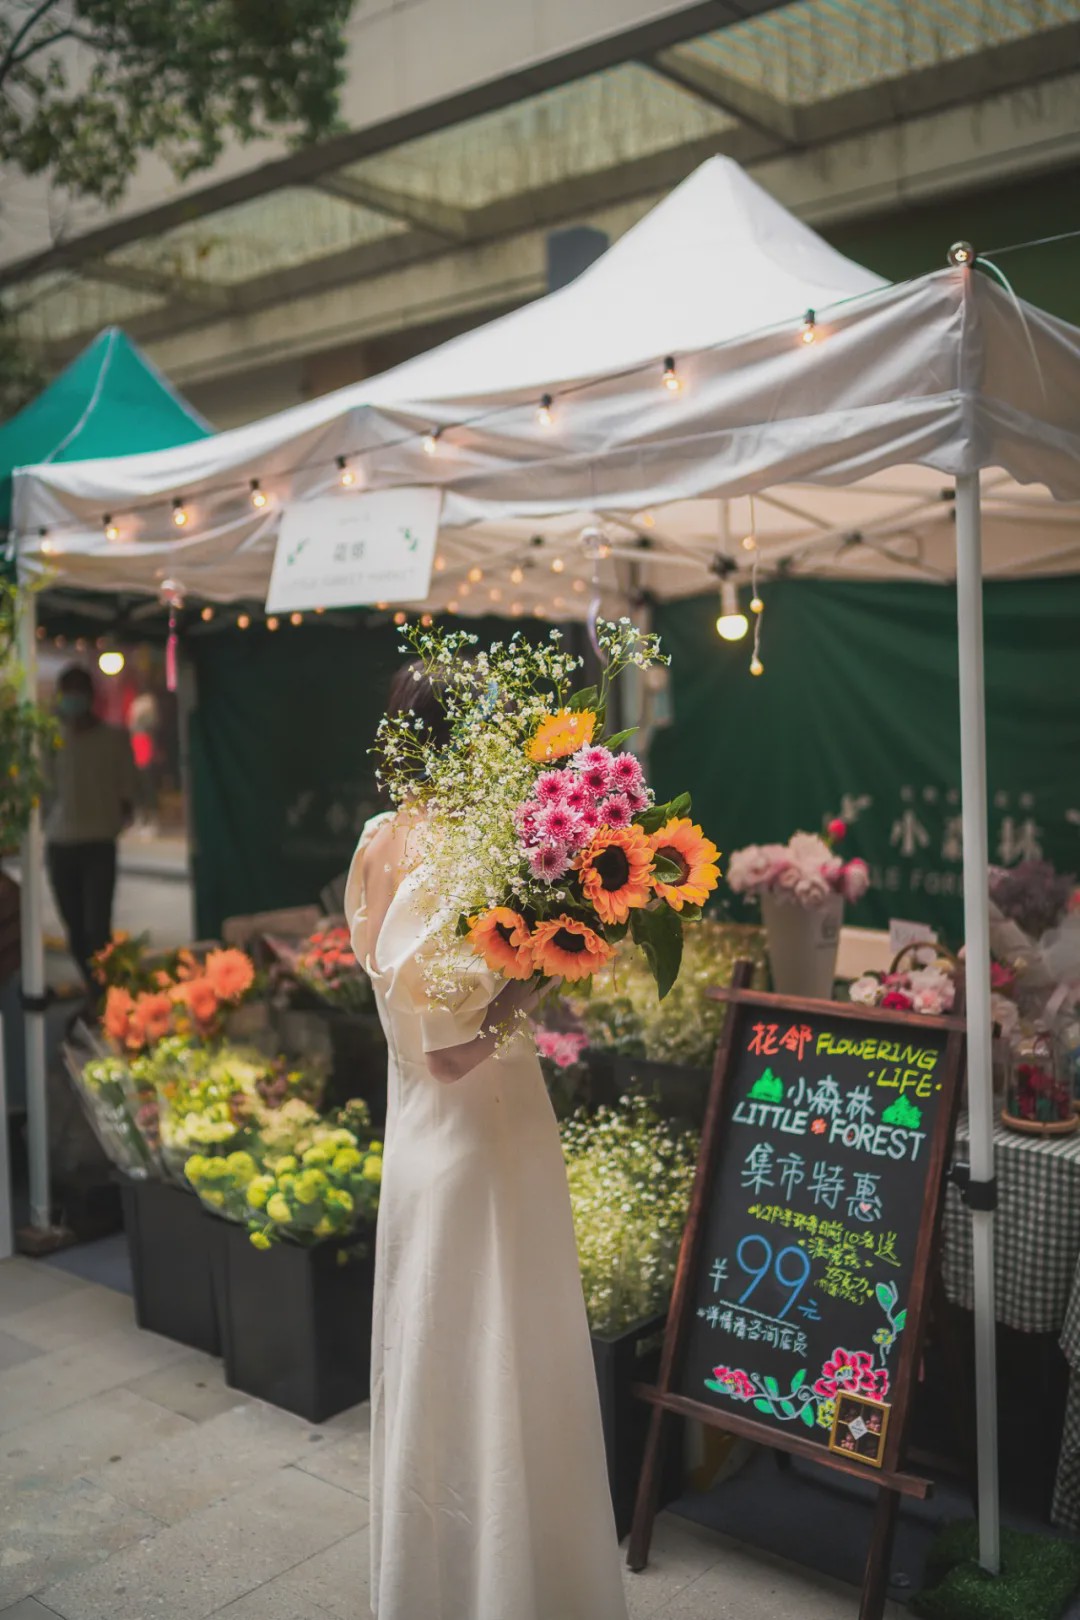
[11,160,1080,617]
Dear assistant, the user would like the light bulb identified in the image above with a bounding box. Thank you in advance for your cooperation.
[104,515,119,541]
[551,557,565,574]
[172,499,188,528]
[446,600,459,614]
[41,538,55,555]
[662,356,680,392]
[290,612,303,626]
[422,429,440,456]
[750,656,764,677]
[572,577,587,593]
[75,638,87,652]
[716,578,748,642]
[35,625,45,641]
[237,614,250,630]
[467,566,483,583]
[376,602,388,611]
[800,310,816,345]
[98,650,125,677]
[533,605,545,618]
[751,596,764,614]
[420,613,433,627]
[434,555,446,573]
[510,602,523,617]
[266,616,280,632]
[948,241,974,266]
[393,610,407,626]
[336,456,356,487]
[510,566,524,585]
[554,595,565,609]
[742,534,757,552]
[201,606,214,622]
[314,606,325,615]
[489,587,502,603]
[55,635,66,648]
[250,480,268,509]
[641,510,656,528]
[536,394,554,428]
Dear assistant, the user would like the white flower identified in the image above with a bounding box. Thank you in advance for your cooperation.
[849,975,881,1006]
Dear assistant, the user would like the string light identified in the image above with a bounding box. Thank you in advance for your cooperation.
[249,479,268,509]
[554,595,566,609]
[572,577,587,593]
[336,455,356,487]
[446,600,459,614]
[54,635,66,648]
[551,556,565,573]
[290,612,303,626]
[75,638,87,652]
[434,555,446,573]
[98,650,125,677]
[237,613,250,630]
[641,511,656,528]
[172,499,189,528]
[750,655,764,676]
[948,241,974,266]
[489,587,502,603]
[749,533,764,677]
[41,538,55,555]
[716,578,749,642]
[393,610,407,625]
[467,566,483,583]
[314,606,325,615]
[267,616,280,632]
[422,429,441,456]
[510,602,523,617]
[662,356,680,392]
[103,515,119,541]
[536,394,554,428]
[751,595,764,614]
[34,625,45,640]
[201,606,214,621]
[420,613,433,627]
[742,534,757,552]
[376,601,389,611]
[800,310,816,345]
[510,566,524,585]
[533,604,546,618]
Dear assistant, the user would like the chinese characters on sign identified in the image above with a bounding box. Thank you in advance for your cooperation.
[265,488,442,614]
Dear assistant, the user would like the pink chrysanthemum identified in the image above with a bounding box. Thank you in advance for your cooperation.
[540,804,584,846]
[515,805,542,845]
[563,783,594,816]
[627,785,650,813]
[534,771,568,806]
[611,753,644,790]
[582,763,613,796]
[601,792,633,829]
[573,745,613,774]
[579,800,602,830]
[529,842,572,881]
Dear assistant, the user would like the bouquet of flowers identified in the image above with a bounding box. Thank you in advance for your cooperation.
[271,923,374,1014]
[375,620,720,1004]
[848,962,957,1018]
[727,819,869,910]
[102,946,257,1053]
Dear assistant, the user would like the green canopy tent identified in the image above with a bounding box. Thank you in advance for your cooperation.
[0,326,211,535]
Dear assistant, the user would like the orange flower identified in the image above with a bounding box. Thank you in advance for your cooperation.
[649,818,721,910]
[203,947,255,1003]
[531,915,613,981]
[134,991,173,1044]
[576,825,655,925]
[467,907,535,980]
[174,975,219,1025]
[526,708,596,764]
[103,986,135,1045]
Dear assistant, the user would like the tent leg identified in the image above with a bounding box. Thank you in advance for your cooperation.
[955,471,1000,1576]
[0,1014,12,1259]
[17,590,50,1231]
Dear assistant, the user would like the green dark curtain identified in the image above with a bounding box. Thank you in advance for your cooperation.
[651,579,1080,946]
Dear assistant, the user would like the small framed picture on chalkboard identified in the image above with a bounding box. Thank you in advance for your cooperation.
[828,1393,890,1468]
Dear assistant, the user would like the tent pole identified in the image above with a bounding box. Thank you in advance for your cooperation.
[0,1016,11,1258]
[17,589,50,1231]
[955,471,1000,1575]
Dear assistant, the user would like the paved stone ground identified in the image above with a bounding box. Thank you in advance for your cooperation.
[0,1256,902,1620]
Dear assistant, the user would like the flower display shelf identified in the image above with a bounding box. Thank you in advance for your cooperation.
[117,1174,223,1355]
[591,1312,683,1540]
[609,1056,711,1128]
[211,1221,375,1423]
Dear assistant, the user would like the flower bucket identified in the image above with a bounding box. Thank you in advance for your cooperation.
[591,1312,683,1539]
[118,1174,223,1355]
[211,1222,374,1423]
[761,891,843,1000]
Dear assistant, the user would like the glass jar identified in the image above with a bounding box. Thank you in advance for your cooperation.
[1007,1025,1074,1124]
[1053,1012,1080,1110]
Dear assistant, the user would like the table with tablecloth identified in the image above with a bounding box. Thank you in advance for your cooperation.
[940,1114,1080,1529]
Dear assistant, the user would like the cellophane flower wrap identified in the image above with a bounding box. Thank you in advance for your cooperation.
[375,619,720,1009]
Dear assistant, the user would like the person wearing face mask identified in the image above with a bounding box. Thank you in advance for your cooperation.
[45,665,138,991]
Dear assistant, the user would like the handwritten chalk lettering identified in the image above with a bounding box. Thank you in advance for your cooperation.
[748,1023,814,1062]
[815,1034,938,1070]
[732,1099,810,1135]
[828,1116,928,1162]
[871,1065,935,1096]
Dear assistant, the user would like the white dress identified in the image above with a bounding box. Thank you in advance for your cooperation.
[345,816,629,1620]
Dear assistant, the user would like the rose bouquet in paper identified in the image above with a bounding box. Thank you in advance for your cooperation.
[375,619,720,1004]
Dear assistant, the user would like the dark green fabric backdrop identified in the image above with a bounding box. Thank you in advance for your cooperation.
[651,578,1080,945]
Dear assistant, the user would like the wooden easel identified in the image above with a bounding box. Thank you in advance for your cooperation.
[626,962,967,1620]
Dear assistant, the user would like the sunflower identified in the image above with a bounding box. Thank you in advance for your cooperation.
[526,708,597,764]
[467,907,535,979]
[531,915,613,981]
[649,818,720,910]
[576,825,655,925]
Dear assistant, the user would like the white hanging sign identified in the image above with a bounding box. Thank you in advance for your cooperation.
[265,487,441,613]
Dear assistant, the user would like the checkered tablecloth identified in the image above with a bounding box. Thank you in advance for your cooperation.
[940,1115,1080,1529]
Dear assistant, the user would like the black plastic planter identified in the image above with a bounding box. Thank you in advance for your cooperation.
[212,1223,375,1423]
[592,1312,683,1539]
[610,1056,712,1128]
[118,1174,223,1355]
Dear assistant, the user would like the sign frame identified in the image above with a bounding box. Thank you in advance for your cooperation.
[627,962,966,1620]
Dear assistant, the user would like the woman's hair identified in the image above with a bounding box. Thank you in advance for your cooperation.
[379,660,454,795]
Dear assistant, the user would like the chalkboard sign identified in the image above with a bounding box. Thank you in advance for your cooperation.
[680,1001,952,1460]
[627,966,965,1620]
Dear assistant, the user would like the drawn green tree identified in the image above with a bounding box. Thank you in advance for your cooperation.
[748,1067,784,1104]
[882,1096,922,1130]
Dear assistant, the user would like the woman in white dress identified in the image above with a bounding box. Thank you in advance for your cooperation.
[345,663,629,1620]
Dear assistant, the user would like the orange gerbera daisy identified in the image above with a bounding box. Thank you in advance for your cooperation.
[103,986,135,1045]
[203,947,255,1003]
[531,915,613,982]
[526,708,597,764]
[576,825,655,925]
[650,818,721,910]
[173,975,219,1025]
[467,907,535,980]
[134,990,174,1044]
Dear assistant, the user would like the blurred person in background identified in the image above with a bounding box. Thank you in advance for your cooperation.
[46,665,137,991]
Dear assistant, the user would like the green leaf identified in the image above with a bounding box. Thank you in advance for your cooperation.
[875,1282,895,1312]
[455,914,471,937]
[635,805,668,835]
[800,1403,816,1428]
[764,1376,780,1397]
[604,728,638,751]
[780,1401,795,1417]
[791,1368,807,1392]
[679,903,703,922]
[652,855,683,884]
[568,685,598,713]
[667,792,692,820]
[630,905,684,1000]
[753,1398,773,1414]
[894,1309,907,1332]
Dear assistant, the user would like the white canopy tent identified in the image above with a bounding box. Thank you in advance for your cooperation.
[12,157,1080,1575]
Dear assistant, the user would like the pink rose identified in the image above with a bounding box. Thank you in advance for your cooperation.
[828,818,847,843]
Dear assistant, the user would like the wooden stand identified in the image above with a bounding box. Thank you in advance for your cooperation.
[626,964,967,1620]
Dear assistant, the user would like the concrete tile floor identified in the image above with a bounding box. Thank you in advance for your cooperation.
[0,1257,902,1619]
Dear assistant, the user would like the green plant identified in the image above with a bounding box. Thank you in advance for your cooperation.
[560,1096,698,1337]
[0,582,57,852]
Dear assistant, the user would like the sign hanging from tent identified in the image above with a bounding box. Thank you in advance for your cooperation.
[265,487,441,613]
